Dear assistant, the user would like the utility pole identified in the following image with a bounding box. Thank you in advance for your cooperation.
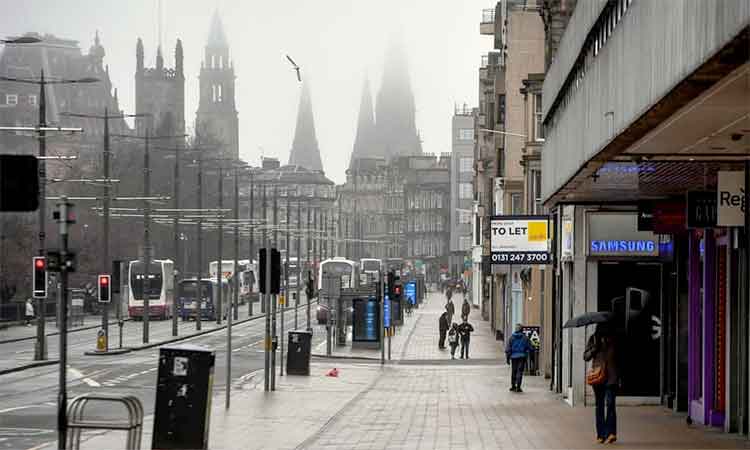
[306,205,311,331]
[216,166,224,326]
[142,129,151,344]
[172,142,181,336]
[55,198,72,447]
[248,170,254,317]
[262,184,267,314]
[233,167,240,321]
[282,191,290,377]
[295,200,301,329]
[196,152,203,331]
[263,184,270,392]
[271,184,278,390]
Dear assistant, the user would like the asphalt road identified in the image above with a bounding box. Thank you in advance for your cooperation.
[0,301,326,450]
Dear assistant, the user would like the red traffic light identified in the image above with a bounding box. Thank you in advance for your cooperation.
[35,258,45,269]
[99,275,109,285]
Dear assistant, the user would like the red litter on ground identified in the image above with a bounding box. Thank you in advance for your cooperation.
[326,368,339,377]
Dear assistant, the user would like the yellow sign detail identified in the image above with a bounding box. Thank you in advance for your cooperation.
[528,221,548,242]
[279,295,286,305]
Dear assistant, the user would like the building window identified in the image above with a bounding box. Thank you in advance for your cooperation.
[459,157,473,173]
[458,209,471,224]
[6,94,18,106]
[459,235,472,251]
[458,128,474,141]
[511,193,523,214]
[28,95,37,106]
[534,93,544,141]
[459,183,473,199]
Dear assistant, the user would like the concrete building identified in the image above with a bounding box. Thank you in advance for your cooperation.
[196,11,239,159]
[449,105,476,279]
[475,0,545,337]
[541,0,749,437]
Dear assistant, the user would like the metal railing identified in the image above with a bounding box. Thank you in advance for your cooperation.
[67,394,144,450]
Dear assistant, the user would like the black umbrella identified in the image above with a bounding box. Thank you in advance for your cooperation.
[563,311,614,329]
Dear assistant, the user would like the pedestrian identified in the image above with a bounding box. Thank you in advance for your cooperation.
[584,324,618,444]
[506,323,533,393]
[457,316,474,359]
[25,298,34,326]
[461,297,471,321]
[446,287,453,302]
[445,297,455,324]
[438,311,450,349]
[448,323,459,359]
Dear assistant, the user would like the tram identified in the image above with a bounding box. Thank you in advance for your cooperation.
[317,257,359,324]
[127,259,174,320]
[177,278,231,321]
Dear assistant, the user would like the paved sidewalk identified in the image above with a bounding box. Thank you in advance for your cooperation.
[313,292,502,362]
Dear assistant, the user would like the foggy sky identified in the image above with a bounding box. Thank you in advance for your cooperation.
[1,0,492,183]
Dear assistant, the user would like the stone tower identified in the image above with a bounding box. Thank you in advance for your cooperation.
[135,38,185,137]
[348,77,376,169]
[288,83,324,172]
[196,11,239,159]
[374,41,422,160]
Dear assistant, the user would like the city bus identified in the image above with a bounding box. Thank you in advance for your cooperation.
[127,259,174,320]
[177,278,231,321]
[317,257,359,324]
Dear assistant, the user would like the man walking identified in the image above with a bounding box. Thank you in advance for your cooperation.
[506,324,533,392]
[461,297,471,321]
[457,317,474,359]
[438,311,450,349]
[25,298,34,326]
[445,297,455,324]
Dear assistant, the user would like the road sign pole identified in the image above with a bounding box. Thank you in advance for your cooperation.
[56,198,71,448]
[380,270,385,365]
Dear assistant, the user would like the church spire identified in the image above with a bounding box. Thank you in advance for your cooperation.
[349,77,375,168]
[208,9,228,48]
[288,83,323,172]
[375,39,421,160]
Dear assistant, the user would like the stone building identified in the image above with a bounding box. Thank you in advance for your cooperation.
[196,11,239,159]
[135,37,185,137]
[449,106,476,279]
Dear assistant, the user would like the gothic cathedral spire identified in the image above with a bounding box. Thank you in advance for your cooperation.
[349,77,375,169]
[288,82,324,172]
[195,10,239,159]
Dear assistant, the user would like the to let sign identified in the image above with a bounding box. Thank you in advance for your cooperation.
[717,171,745,227]
[490,215,550,265]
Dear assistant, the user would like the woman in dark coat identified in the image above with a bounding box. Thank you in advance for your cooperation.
[584,325,618,444]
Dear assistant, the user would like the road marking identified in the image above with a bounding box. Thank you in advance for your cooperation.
[0,405,38,414]
[82,377,101,387]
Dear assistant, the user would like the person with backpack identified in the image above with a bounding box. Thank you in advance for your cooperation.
[445,298,455,324]
[584,324,619,444]
[457,317,474,359]
[448,323,459,359]
[505,324,533,392]
[461,297,471,321]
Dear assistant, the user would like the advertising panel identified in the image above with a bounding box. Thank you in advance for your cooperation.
[405,281,417,305]
[352,298,379,342]
[490,215,550,264]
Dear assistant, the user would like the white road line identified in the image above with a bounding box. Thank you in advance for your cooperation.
[82,377,101,387]
[0,405,37,414]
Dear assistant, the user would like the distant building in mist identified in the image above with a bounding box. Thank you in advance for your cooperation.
[288,83,324,172]
[135,37,185,137]
[195,11,239,159]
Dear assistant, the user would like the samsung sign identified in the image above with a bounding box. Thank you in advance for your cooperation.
[587,212,660,257]
[590,240,656,254]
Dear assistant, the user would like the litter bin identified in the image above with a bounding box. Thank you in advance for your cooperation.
[152,344,215,450]
[287,330,312,375]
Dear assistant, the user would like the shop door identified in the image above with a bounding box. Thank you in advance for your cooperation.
[598,262,662,397]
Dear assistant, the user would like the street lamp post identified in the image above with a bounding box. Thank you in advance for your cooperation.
[0,70,99,360]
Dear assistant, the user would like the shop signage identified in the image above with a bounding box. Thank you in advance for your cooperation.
[587,212,659,257]
[717,171,745,227]
[561,206,574,261]
[405,281,417,305]
[490,215,550,265]
[653,200,686,234]
[637,201,654,231]
[686,191,717,228]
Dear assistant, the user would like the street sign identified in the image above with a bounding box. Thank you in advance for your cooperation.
[490,215,550,264]
[686,191,717,228]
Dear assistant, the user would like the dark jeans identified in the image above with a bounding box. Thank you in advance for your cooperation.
[593,384,617,439]
[511,357,526,388]
[460,338,470,358]
[450,343,458,358]
[439,329,447,348]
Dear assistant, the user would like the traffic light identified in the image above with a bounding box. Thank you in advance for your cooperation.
[259,248,281,295]
[387,270,395,299]
[392,273,403,300]
[305,271,316,299]
[98,274,111,303]
[0,154,39,212]
[32,256,47,298]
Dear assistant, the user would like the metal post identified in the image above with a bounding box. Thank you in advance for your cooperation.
[264,184,270,392]
[380,270,385,365]
[248,172,254,317]
[233,168,239,320]
[35,70,47,361]
[172,143,180,336]
[56,198,70,448]
[101,107,110,350]
[282,193,290,376]
[306,205,311,331]
[296,201,301,329]
[196,153,203,331]
[271,185,278,390]
[262,185,267,314]
[216,166,223,325]
[143,130,151,344]
[226,169,235,410]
